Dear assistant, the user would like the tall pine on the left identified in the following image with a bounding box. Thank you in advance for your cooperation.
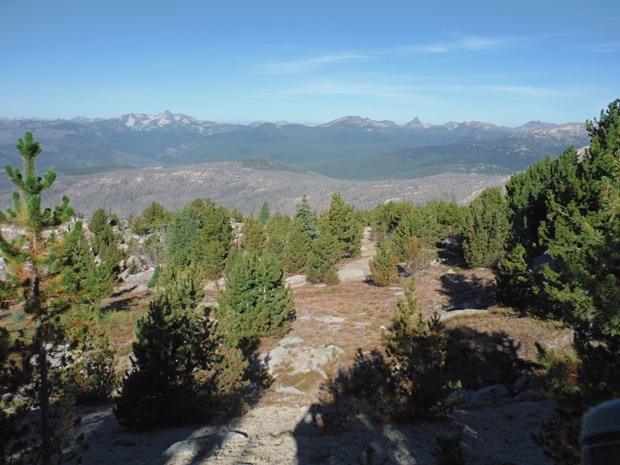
[0,132,75,465]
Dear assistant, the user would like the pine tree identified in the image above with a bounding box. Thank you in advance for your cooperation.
[88,208,124,291]
[114,269,218,428]
[265,212,292,260]
[132,201,170,236]
[293,194,318,239]
[240,215,267,254]
[462,187,510,268]
[281,216,312,273]
[372,200,414,239]
[382,278,449,417]
[166,199,233,279]
[392,205,440,261]
[369,240,399,287]
[510,100,620,462]
[217,251,293,342]
[306,214,341,285]
[258,200,271,226]
[0,132,75,464]
[323,192,362,259]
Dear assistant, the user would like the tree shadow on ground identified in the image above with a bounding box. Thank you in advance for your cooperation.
[440,273,495,310]
[99,294,149,313]
[444,327,531,390]
[74,336,272,464]
[436,243,467,267]
[290,326,542,464]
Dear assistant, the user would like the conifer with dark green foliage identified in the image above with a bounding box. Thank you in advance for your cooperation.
[323,192,362,259]
[166,199,233,279]
[392,205,440,260]
[0,132,76,465]
[114,269,218,428]
[382,278,450,417]
[462,187,510,268]
[293,194,318,239]
[258,200,271,226]
[217,251,293,342]
[240,214,267,254]
[369,240,398,287]
[58,220,118,302]
[281,219,311,273]
[503,99,620,462]
[372,200,414,239]
[132,201,170,236]
[265,211,292,260]
[306,214,341,284]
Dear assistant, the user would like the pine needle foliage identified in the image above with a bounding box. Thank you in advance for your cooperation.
[217,251,293,343]
[382,278,450,418]
[114,269,218,429]
[462,186,510,268]
[306,213,341,285]
[499,100,620,462]
[0,132,77,465]
[369,240,398,287]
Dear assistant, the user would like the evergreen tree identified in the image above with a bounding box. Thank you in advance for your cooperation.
[166,199,232,279]
[60,221,117,302]
[114,270,218,428]
[281,214,312,273]
[324,192,362,259]
[369,239,399,287]
[258,200,271,226]
[240,214,267,254]
[293,194,318,239]
[0,132,75,464]
[504,100,620,462]
[392,205,440,261]
[372,200,414,239]
[504,157,554,256]
[217,251,293,342]
[132,201,170,236]
[382,278,450,417]
[462,187,510,268]
[166,202,203,269]
[87,208,124,292]
[195,201,233,279]
[265,212,292,260]
[306,214,341,285]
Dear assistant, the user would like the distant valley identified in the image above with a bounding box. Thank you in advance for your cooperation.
[0,111,589,194]
[0,159,508,217]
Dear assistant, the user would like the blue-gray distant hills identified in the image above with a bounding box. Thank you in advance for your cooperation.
[0,111,589,185]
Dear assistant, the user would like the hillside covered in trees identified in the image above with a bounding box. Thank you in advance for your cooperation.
[1,99,619,464]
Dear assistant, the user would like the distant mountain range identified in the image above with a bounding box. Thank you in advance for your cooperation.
[0,111,590,190]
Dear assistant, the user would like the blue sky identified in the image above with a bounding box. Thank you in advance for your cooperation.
[1,0,618,126]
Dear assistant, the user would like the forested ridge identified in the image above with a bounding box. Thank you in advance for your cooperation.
[1,99,619,464]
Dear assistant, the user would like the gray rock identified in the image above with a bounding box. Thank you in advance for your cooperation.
[514,388,548,402]
[163,438,211,458]
[512,376,529,394]
[279,336,304,347]
[266,346,292,372]
[277,386,303,395]
[471,384,511,401]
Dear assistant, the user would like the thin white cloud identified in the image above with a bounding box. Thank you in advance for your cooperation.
[260,53,368,74]
[281,80,422,101]
[240,79,568,102]
[257,34,523,75]
[576,42,620,53]
[400,35,516,54]
[477,85,568,98]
